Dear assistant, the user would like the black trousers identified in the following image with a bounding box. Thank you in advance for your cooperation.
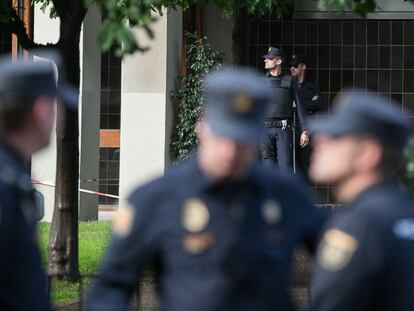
[261,126,293,171]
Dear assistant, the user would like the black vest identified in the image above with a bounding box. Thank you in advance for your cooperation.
[265,73,294,119]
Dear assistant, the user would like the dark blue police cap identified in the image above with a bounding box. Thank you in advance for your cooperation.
[0,52,78,109]
[263,47,284,59]
[290,53,307,66]
[204,68,271,142]
[310,89,411,147]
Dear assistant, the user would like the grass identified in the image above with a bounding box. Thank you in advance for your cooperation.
[37,221,113,304]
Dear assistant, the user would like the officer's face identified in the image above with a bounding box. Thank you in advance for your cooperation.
[290,63,305,77]
[197,123,256,180]
[264,57,281,70]
[32,96,56,150]
[310,135,364,185]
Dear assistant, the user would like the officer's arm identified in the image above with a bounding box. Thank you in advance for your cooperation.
[310,218,384,311]
[86,195,160,311]
[297,184,327,253]
[291,81,307,131]
[307,84,322,114]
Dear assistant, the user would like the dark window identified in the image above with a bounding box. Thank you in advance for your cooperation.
[249,18,414,204]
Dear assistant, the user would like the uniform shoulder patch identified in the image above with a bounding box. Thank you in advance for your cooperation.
[113,200,135,237]
[318,229,358,271]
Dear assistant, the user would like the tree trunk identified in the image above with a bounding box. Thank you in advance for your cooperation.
[48,9,84,281]
[232,9,256,66]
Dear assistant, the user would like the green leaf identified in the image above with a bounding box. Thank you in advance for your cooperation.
[170,32,223,162]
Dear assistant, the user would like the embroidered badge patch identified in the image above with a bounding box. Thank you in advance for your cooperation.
[233,92,253,114]
[182,198,210,233]
[261,200,282,225]
[183,233,214,254]
[318,229,358,271]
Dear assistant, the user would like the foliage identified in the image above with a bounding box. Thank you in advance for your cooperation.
[38,221,112,303]
[88,0,391,56]
[171,32,223,161]
[321,0,376,16]
[2,0,387,57]
[87,0,297,56]
[31,0,58,18]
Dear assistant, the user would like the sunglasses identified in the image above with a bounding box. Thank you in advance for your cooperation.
[290,63,300,68]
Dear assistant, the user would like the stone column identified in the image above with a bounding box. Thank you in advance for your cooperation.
[119,9,182,200]
[79,6,101,221]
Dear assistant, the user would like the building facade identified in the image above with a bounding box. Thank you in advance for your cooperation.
[1,1,414,220]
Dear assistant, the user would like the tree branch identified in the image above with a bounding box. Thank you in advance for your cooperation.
[2,8,57,50]
[50,0,67,19]
[51,0,87,25]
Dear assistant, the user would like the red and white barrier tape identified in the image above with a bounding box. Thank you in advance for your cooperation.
[32,179,120,199]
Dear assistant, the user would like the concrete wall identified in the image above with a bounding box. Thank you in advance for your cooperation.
[79,6,101,221]
[119,9,182,200]
[31,3,60,222]
[203,4,233,64]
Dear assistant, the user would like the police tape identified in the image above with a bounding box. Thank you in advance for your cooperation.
[79,178,119,183]
[32,179,121,199]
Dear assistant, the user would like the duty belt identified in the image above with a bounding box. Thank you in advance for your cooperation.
[264,119,291,129]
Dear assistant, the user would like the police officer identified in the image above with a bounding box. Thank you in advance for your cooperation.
[86,68,325,311]
[262,47,309,170]
[0,53,77,310]
[290,53,322,179]
[308,90,414,311]
[290,54,322,115]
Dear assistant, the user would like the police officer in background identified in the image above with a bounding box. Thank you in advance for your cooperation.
[262,47,309,170]
[290,54,322,115]
[309,90,414,311]
[0,53,77,310]
[86,68,325,311]
[290,53,322,179]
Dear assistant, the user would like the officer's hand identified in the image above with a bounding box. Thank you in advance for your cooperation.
[300,131,309,148]
[312,95,319,101]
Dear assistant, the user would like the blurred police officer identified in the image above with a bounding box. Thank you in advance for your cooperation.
[308,90,414,311]
[86,68,325,311]
[262,47,309,170]
[0,53,77,310]
[290,53,322,179]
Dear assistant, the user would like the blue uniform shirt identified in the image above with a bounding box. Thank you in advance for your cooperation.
[0,140,50,311]
[87,159,325,311]
[311,180,414,311]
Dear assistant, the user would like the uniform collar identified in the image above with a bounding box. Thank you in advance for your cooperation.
[348,178,401,207]
[266,71,283,78]
[190,157,261,191]
[0,138,28,173]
